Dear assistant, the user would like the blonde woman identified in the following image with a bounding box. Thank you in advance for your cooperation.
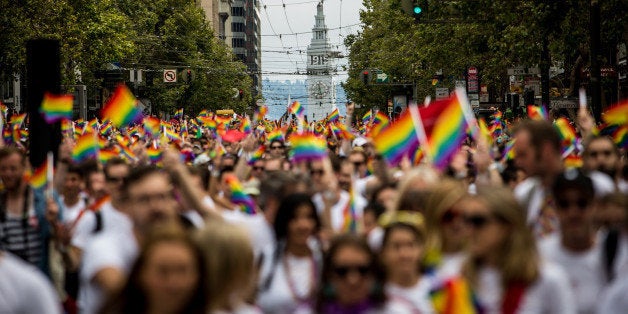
[195,221,261,314]
[421,179,468,280]
[459,187,575,313]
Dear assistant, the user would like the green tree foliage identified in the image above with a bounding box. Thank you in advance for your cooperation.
[0,0,251,115]
[345,0,628,112]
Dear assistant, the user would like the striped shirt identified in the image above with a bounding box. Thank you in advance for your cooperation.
[0,208,43,268]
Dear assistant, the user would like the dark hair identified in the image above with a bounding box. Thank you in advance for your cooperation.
[363,202,386,221]
[66,163,84,178]
[122,165,165,191]
[513,119,562,155]
[551,168,595,200]
[187,165,210,191]
[381,222,425,276]
[273,193,320,242]
[99,224,207,314]
[0,146,26,165]
[103,157,128,177]
[369,182,397,206]
[258,171,297,210]
[316,234,385,312]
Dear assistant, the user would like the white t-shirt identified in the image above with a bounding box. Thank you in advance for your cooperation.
[597,262,628,314]
[473,263,575,314]
[71,201,132,250]
[60,196,87,225]
[221,209,274,258]
[312,190,366,232]
[78,228,139,314]
[0,252,62,314]
[385,278,435,314]
[538,233,607,314]
[257,253,318,314]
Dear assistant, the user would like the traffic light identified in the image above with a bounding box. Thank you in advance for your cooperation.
[360,69,372,85]
[186,70,192,82]
[412,0,427,22]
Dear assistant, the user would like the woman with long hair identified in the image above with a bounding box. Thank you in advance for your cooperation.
[452,187,575,313]
[99,224,207,314]
[196,221,260,314]
[257,193,322,314]
[316,234,415,313]
[380,220,434,313]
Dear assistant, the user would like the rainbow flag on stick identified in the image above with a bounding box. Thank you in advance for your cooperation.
[101,84,143,128]
[174,108,183,120]
[288,101,305,118]
[248,145,265,165]
[72,132,99,162]
[40,92,73,123]
[29,162,48,189]
[527,105,548,121]
[326,108,340,123]
[430,277,482,314]
[225,174,257,215]
[373,108,421,166]
[288,133,327,162]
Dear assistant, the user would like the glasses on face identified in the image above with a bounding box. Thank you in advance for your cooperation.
[332,264,371,278]
[588,150,613,158]
[252,166,264,171]
[441,209,462,224]
[463,214,497,229]
[310,169,324,176]
[556,198,591,211]
[352,161,365,167]
[270,145,284,150]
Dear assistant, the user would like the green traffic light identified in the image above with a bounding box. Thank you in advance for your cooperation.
[413,6,422,14]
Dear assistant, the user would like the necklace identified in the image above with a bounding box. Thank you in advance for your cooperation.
[282,252,317,303]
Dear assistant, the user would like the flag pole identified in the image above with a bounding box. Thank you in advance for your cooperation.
[408,105,432,164]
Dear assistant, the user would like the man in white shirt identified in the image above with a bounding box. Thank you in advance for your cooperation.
[539,169,608,314]
[79,165,180,314]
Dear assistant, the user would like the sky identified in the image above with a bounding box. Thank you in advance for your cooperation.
[259,0,365,83]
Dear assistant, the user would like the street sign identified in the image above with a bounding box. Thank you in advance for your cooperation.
[507,67,526,75]
[468,67,478,75]
[435,87,449,100]
[163,69,177,83]
[376,71,389,83]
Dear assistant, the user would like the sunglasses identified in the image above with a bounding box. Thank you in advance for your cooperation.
[105,176,125,183]
[252,166,264,171]
[588,150,613,158]
[310,169,324,176]
[332,264,371,278]
[352,161,365,167]
[463,214,495,229]
[556,198,591,210]
[270,146,284,150]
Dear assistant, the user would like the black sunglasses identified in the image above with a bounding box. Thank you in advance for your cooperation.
[105,176,125,183]
[463,214,494,229]
[270,146,284,150]
[310,169,324,176]
[588,150,613,158]
[332,264,371,278]
[252,166,264,171]
[556,198,591,211]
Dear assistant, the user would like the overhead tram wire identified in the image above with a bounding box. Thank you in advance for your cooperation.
[281,0,306,66]
[261,0,295,67]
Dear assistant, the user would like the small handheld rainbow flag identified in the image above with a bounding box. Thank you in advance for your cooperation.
[248,145,265,165]
[342,182,358,233]
[268,128,285,142]
[146,146,163,163]
[362,110,373,125]
[326,108,340,123]
[240,116,252,134]
[288,133,327,162]
[373,109,419,166]
[28,162,48,189]
[254,105,268,122]
[288,101,305,118]
[40,92,73,123]
[370,111,390,137]
[602,99,628,126]
[424,94,469,169]
[101,84,143,128]
[527,105,548,121]
[613,125,628,148]
[430,277,482,314]
[225,174,257,215]
[72,133,99,162]
[174,108,183,120]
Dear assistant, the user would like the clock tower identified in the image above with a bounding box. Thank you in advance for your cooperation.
[306,1,335,122]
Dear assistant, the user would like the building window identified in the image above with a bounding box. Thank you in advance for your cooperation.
[232,38,245,48]
[231,7,244,16]
[231,22,245,32]
[236,54,246,62]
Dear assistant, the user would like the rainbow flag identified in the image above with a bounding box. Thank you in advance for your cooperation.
[342,184,358,233]
[501,139,516,162]
[248,145,265,165]
[333,122,355,140]
[225,174,257,214]
[602,99,628,125]
[143,117,161,138]
[422,94,469,170]
[10,113,26,127]
[40,92,73,123]
[554,117,577,153]
[326,108,340,122]
[564,153,583,168]
[288,101,304,117]
[362,110,373,125]
[0,102,7,118]
[98,148,119,164]
[613,125,628,148]
[288,133,327,162]
[373,109,419,166]
[100,121,113,136]
[102,84,142,128]
[268,128,285,142]
[29,162,48,189]
[240,116,252,134]
[72,133,99,162]
[174,108,183,120]
[527,105,548,121]
[254,105,268,122]
[165,127,181,142]
[430,277,481,314]
[370,111,390,137]
[146,146,163,163]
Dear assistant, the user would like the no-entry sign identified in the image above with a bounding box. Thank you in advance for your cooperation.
[163,69,177,83]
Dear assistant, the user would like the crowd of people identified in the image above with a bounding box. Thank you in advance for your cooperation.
[0,100,627,314]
